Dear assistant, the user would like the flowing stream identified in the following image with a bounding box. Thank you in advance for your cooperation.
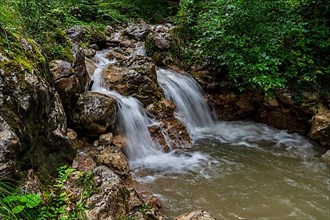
[91,51,329,219]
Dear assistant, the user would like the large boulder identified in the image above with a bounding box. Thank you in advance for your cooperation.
[0,27,75,177]
[102,56,163,106]
[71,92,117,136]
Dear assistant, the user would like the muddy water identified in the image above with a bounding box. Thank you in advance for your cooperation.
[138,138,329,219]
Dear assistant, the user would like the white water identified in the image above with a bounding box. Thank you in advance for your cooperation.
[156,68,316,159]
[91,51,210,172]
[157,68,214,136]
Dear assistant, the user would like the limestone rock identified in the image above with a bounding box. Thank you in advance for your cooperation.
[102,56,162,106]
[72,44,91,92]
[99,133,114,145]
[20,169,43,195]
[175,210,216,220]
[96,148,129,176]
[85,166,142,219]
[275,89,294,105]
[310,109,330,145]
[146,99,176,119]
[0,27,75,177]
[113,135,126,150]
[72,155,96,172]
[72,92,117,136]
[85,58,97,78]
[83,48,96,59]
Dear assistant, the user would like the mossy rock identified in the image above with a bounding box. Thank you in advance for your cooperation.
[0,26,75,180]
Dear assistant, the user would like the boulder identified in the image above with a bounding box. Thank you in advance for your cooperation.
[321,150,330,163]
[85,165,144,219]
[0,27,75,177]
[310,109,330,146]
[102,56,162,106]
[96,148,129,177]
[125,23,150,41]
[71,92,117,136]
[175,210,216,220]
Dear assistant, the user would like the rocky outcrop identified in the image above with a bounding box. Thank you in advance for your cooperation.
[102,55,163,106]
[71,92,117,136]
[0,27,75,177]
[175,210,216,220]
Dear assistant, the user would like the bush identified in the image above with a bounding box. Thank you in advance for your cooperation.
[177,0,330,96]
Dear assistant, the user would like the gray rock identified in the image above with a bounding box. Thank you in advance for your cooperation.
[125,23,150,41]
[72,92,117,135]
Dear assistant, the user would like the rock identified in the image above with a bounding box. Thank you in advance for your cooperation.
[236,95,255,112]
[102,56,162,106]
[0,116,19,177]
[106,50,128,61]
[65,25,88,42]
[72,155,96,172]
[321,150,330,163]
[113,135,126,150]
[146,99,176,119]
[72,44,91,92]
[99,133,114,145]
[85,58,97,78]
[175,210,216,220]
[83,48,96,59]
[85,165,141,219]
[125,23,150,41]
[67,128,78,140]
[96,148,129,176]
[0,27,75,177]
[50,60,74,78]
[20,169,43,195]
[275,89,295,105]
[149,32,172,50]
[310,109,330,145]
[71,92,117,136]
[264,96,279,107]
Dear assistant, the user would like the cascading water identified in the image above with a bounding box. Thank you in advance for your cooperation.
[156,68,315,159]
[91,51,211,172]
[157,69,214,136]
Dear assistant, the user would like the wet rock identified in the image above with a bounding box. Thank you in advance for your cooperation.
[106,50,128,61]
[113,135,126,150]
[310,109,330,146]
[99,133,114,145]
[71,92,117,136]
[236,95,255,112]
[72,44,91,92]
[321,150,330,163]
[175,210,216,220]
[148,32,172,50]
[96,148,129,177]
[102,56,162,106]
[83,48,96,59]
[85,58,97,78]
[264,96,279,107]
[146,99,176,119]
[125,23,150,41]
[0,27,75,177]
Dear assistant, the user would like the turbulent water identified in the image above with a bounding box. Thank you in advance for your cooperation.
[91,52,329,219]
[151,68,330,219]
[91,51,210,171]
[157,68,214,136]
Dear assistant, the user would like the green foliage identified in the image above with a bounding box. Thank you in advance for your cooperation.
[0,166,96,220]
[177,0,330,96]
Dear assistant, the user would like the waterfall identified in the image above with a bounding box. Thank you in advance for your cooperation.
[156,68,214,136]
[90,51,211,172]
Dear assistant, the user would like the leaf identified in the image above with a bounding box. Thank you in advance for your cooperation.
[3,195,20,203]
[12,205,25,213]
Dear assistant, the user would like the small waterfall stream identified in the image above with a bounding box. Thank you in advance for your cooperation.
[90,51,210,171]
[90,50,329,219]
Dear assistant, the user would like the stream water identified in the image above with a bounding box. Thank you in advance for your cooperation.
[91,52,330,219]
